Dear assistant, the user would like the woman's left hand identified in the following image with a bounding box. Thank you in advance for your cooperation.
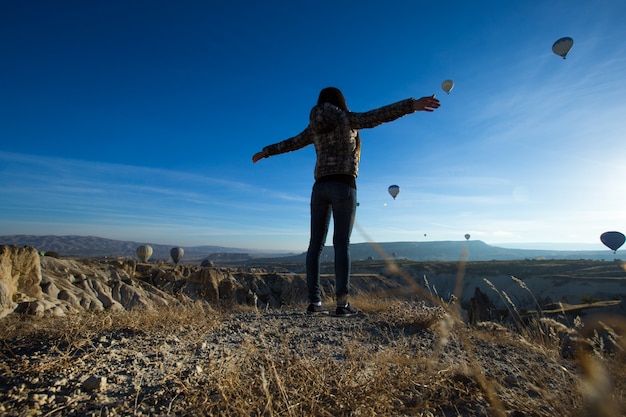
[413,95,440,112]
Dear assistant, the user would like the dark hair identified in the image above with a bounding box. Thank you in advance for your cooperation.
[317,87,348,111]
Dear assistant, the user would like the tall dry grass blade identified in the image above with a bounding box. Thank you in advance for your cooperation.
[453,246,468,305]
[511,275,543,314]
[260,365,274,417]
[355,221,443,306]
[483,278,524,327]
[501,291,517,314]
[501,290,524,327]
[578,352,619,417]
[423,274,432,296]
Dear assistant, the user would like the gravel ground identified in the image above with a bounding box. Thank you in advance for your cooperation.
[0,307,593,416]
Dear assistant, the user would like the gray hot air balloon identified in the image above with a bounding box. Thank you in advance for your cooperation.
[441,79,454,94]
[552,37,574,59]
[170,247,184,265]
[388,185,400,200]
[465,234,470,241]
[136,245,153,263]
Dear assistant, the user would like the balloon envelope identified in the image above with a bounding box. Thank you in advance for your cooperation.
[170,247,184,264]
[136,245,153,263]
[441,80,454,94]
[600,231,625,253]
[464,234,470,241]
[388,185,400,199]
[552,37,574,59]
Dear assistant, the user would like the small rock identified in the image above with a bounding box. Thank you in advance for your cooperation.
[504,374,519,386]
[81,375,107,392]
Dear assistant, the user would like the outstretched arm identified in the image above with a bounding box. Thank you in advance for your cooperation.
[344,95,441,130]
[252,126,314,164]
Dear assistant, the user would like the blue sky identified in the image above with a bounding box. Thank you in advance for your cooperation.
[1,1,625,252]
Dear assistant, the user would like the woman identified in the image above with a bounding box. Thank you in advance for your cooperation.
[253,87,440,316]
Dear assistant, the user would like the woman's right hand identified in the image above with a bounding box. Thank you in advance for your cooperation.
[252,151,266,163]
[413,95,440,112]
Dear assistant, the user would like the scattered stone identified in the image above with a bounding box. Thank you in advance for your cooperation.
[81,375,107,392]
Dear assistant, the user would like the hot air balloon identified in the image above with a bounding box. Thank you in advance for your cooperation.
[552,37,574,59]
[600,231,625,253]
[170,247,184,265]
[388,185,400,200]
[441,80,454,94]
[136,245,153,263]
[464,234,470,241]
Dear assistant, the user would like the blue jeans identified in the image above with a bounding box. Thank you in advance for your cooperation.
[305,180,357,305]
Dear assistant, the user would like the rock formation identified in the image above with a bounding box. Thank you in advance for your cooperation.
[0,245,43,317]
[0,245,320,318]
[468,287,497,324]
[2,244,625,321]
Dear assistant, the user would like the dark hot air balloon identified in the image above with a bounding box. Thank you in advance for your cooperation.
[464,234,470,241]
[170,247,184,265]
[388,185,400,200]
[552,37,574,59]
[600,231,625,253]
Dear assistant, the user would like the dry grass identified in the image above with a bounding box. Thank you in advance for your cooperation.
[2,299,625,416]
[0,303,222,378]
[2,260,626,416]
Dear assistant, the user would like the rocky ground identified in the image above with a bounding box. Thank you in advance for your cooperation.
[2,303,624,416]
[0,309,389,416]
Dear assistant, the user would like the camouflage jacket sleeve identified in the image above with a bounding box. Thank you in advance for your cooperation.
[348,98,416,128]
[309,99,415,132]
[262,126,314,157]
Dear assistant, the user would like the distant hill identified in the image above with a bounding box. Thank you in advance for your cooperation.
[253,240,618,263]
[1,235,617,263]
[0,235,292,261]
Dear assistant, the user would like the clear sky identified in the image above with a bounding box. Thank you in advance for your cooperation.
[1,1,625,252]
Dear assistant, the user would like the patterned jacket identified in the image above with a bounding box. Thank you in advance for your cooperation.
[263,98,416,180]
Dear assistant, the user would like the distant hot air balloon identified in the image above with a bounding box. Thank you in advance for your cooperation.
[552,37,574,59]
[600,231,625,253]
[464,234,470,241]
[170,247,184,265]
[388,185,400,200]
[441,80,454,94]
[136,245,153,263]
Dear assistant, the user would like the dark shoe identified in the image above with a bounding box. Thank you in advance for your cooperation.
[307,303,329,315]
[335,303,358,317]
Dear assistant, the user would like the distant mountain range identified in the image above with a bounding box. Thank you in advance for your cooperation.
[0,235,281,261]
[0,235,620,263]
[255,240,620,263]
